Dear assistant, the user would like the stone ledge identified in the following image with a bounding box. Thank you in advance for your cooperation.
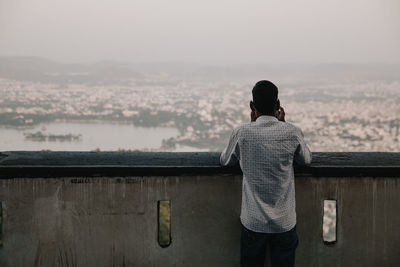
[0,151,399,178]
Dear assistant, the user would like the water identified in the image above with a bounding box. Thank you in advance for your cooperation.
[0,121,185,151]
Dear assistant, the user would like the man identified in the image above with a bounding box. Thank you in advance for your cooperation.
[220,80,312,267]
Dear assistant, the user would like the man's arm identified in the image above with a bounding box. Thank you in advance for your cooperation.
[220,128,240,166]
[294,129,312,166]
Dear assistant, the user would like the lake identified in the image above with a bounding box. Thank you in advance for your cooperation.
[0,121,204,152]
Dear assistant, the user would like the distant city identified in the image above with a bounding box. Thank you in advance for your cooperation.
[0,57,399,152]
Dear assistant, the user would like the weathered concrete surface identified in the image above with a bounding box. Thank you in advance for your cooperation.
[0,152,399,266]
[0,176,243,267]
[295,176,400,267]
[0,175,399,267]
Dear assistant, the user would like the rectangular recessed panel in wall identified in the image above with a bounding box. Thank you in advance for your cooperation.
[158,200,171,247]
[323,199,337,244]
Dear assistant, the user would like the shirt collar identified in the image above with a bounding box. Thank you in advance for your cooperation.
[255,115,278,123]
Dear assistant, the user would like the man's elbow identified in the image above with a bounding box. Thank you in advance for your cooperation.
[220,154,238,167]
[220,157,225,166]
[220,154,228,166]
[304,153,312,166]
[295,153,312,166]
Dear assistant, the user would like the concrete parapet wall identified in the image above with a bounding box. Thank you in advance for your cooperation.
[0,152,399,266]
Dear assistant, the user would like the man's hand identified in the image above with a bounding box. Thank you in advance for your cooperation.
[278,107,285,122]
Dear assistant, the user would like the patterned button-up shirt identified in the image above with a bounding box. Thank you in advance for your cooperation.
[220,115,312,233]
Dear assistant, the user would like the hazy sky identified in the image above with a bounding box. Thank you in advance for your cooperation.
[1,0,399,64]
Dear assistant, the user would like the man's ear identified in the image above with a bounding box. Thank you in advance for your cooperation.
[250,101,255,111]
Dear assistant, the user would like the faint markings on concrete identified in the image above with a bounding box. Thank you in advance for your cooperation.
[0,201,2,247]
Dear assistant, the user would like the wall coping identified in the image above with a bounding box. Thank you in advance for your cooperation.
[0,151,399,178]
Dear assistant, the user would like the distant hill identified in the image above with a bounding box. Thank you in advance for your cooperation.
[0,56,399,84]
[0,56,143,85]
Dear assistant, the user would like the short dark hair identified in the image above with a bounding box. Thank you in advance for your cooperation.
[252,80,278,114]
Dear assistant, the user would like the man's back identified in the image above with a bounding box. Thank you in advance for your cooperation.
[221,80,311,266]
[220,115,311,233]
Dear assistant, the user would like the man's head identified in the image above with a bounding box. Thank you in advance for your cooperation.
[250,80,279,116]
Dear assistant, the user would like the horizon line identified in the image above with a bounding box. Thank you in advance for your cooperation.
[1,55,400,67]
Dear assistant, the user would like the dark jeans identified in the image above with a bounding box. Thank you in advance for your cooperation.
[240,224,298,267]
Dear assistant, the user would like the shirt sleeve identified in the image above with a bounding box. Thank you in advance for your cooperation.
[220,128,240,166]
[294,129,312,166]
